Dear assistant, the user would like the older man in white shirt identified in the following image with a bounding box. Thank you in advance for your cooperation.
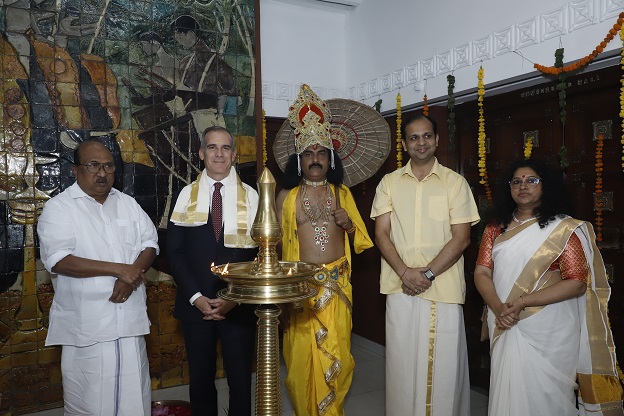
[37,141,159,416]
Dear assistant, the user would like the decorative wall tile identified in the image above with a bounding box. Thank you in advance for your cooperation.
[435,51,452,75]
[262,81,274,99]
[368,78,379,96]
[276,83,291,100]
[493,26,514,57]
[420,58,435,80]
[392,68,405,90]
[358,82,367,99]
[453,44,471,69]
[348,86,356,99]
[405,64,419,85]
[472,35,492,62]
[601,0,624,20]
[569,0,595,31]
[516,17,539,49]
[380,74,392,92]
[541,6,568,41]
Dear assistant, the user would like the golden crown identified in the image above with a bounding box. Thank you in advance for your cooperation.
[288,84,333,154]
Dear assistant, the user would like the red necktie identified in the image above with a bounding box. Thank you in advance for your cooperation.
[212,182,223,240]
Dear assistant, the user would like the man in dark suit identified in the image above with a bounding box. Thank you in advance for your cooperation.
[167,126,259,416]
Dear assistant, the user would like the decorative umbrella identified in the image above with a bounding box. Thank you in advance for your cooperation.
[273,98,391,187]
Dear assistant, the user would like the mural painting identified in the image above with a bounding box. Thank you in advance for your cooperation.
[0,0,257,412]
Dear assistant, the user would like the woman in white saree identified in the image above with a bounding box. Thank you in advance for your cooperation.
[474,159,623,416]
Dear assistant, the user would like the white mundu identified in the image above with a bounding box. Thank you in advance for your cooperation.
[385,293,470,416]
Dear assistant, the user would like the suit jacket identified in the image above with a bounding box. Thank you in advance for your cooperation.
[167,206,257,323]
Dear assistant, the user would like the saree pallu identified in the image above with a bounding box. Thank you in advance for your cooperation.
[283,257,354,416]
[487,217,622,416]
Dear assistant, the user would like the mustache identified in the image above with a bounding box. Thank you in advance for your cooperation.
[308,163,323,169]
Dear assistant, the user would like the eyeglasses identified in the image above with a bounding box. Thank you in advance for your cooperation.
[509,176,542,189]
[77,162,116,174]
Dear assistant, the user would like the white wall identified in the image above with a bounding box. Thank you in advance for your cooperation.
[260,0,348,116]
[260,0,624,116]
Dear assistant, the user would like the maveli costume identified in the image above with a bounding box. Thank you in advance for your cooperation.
[477,216,623,416]
[281,85,374,416]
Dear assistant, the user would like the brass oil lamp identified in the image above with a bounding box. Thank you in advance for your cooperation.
[211,167,319,416]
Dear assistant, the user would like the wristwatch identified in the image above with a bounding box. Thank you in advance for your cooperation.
[423,269,435,281]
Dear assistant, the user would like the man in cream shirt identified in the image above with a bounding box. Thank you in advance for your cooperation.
[371,114,479,416]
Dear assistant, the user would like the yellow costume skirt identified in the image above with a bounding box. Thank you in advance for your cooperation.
[283,257,354,416]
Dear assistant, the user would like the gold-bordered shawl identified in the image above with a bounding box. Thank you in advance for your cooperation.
[170,170,255,248]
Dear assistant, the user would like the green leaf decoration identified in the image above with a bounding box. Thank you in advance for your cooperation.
[447,74,456,151]
[559,145,569,171]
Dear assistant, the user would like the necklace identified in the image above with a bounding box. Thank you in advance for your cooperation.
[512,209,536,225]
[301,183,332,252]
[303,178,328,187]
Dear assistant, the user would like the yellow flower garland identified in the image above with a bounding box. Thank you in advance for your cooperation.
[524,138,533,159]
[477,67,492,202]
[262,109,267,167]
[620,24,624,171]
[397,93,403,168]
[595,134,604,243]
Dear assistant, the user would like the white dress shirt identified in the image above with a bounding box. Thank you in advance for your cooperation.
[38,183,159,347]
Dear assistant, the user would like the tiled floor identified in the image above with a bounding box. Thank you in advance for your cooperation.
[25,334,489,415]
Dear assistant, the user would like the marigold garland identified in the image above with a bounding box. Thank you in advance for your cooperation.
[477,67,492,202]
[620,24,624,171]
[534,12,624,75]
[396,93,403,168]
[524,138,533,159]
[594,133,604,244]
[423,94,429,116]
[262,109,267,166]
[447,75,456,151]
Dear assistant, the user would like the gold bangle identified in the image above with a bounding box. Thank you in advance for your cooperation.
[520,296,526,310]
[346,224,356,234]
